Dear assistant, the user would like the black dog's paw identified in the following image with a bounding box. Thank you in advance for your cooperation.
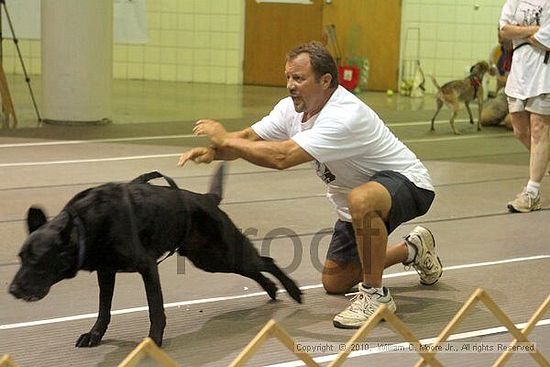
[148,334,163,347]
[289,289,303,304]
[75,331,103,347]
[264,282,278,301]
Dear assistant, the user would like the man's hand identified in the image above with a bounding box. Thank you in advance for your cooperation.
[177,147,215,167]
[193,119,229,146]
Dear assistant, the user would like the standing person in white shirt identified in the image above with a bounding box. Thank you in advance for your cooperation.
[500,0,550,212]
[177,41,442,329]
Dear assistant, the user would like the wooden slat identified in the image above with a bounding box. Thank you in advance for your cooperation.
[493,295,550,366]
[0,355,18,367]
[117,338,181,367]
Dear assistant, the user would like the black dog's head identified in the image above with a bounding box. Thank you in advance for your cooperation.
[9,207,79,302]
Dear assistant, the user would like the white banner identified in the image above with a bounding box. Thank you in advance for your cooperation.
[114,0,148,44]
[1,0,148,44]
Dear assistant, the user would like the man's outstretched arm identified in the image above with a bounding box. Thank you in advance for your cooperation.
[192,119,314,170]
[178,125,260,167]
[221,137,313,170]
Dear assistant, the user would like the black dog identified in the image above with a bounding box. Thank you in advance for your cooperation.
[9,164,302,347]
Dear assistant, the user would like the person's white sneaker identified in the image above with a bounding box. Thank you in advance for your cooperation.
[333,284,396,329]
[404,226,443,285]
[507,189,541,213]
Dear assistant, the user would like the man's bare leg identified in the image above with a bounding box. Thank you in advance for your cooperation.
[332,182,397,328]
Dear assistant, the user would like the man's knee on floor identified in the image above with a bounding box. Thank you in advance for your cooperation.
[322,276,353,295]
[322,261,361,294]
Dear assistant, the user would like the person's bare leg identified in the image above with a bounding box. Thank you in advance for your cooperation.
[322,259,362,294]
[322,242,409,295]
[385,242,409,267]
[348,182,392,288]
[529,113,550,183]
[507,111,542,212]
[332,182,396,329]
[510,111,531,150]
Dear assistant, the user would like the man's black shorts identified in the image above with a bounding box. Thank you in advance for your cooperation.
[326,170,434,264]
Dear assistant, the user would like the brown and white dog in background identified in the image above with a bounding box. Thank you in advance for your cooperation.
[430,61,492,135]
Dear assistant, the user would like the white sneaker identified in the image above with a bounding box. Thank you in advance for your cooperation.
[404,226,443,285]
[507,189,541,213]
[333,284,397,329]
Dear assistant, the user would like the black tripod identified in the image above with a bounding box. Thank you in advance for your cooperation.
[0,0,41,123]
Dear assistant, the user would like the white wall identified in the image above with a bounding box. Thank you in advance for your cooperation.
[400,0,505,93]
[3,0,507,89]
[2,0,245,85]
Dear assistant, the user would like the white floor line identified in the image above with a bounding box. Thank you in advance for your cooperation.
[404,132,511,144]
[0,153,181,168]
[1,254,548,331]
[389,119,471,127]
[0,134,196,148]
[264,319,550,367]
[0,133,513,168]
[0,119,508,150]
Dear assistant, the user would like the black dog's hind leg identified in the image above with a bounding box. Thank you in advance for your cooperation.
[261,257,302,303]
[139,262,166,346]
[76,270,116,347]
[244,271,279,300]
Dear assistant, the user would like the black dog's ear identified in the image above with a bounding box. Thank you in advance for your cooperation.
[27,207,48,233]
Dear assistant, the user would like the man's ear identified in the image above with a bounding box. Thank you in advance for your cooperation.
[321,73,333,89]
[27,206,48,233]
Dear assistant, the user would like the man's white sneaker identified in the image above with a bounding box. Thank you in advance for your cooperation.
[404,226,443,285]
[333,284,396,329]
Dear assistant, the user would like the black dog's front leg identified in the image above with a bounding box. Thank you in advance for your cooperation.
[76,270,116,347]
[140,262,166,346]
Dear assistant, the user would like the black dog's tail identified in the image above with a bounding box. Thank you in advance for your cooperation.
[206,163,226,205]
[131,171,179,189]
[261,256,303,303]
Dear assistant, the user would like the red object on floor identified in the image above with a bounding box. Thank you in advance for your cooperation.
[338,65,360,91]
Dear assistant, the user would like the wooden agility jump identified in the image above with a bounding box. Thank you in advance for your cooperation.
[113,287,548,367]
[0,355,18,367]
[414,289,550,367]
[229,319,320,367]
[227,288,550,367]
[117,337,180,367]
[27,287,542,367]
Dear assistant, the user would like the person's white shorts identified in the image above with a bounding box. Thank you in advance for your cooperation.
[507,93,550,115]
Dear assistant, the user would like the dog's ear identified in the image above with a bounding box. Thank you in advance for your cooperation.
[27,206,48,233]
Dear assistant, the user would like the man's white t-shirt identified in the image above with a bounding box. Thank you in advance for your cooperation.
[251,85,434,222]
[500,0,550,100]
